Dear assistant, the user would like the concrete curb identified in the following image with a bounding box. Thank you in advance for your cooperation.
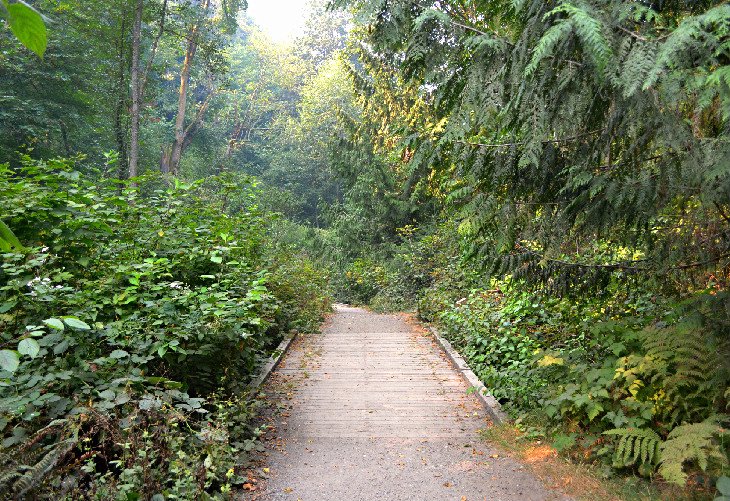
[426,325,509,424]
[248,331,298,390]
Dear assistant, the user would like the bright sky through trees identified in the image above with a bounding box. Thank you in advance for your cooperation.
[246,0,311,42]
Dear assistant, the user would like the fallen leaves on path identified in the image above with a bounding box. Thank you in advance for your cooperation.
[523,445,558,463]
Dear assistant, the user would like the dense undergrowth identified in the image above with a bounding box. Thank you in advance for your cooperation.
[0,156,330,499]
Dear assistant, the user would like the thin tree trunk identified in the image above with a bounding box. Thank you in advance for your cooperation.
[129,0,143,180]
[114,2,129,178]
[168,33,197,174]
[59,121,71,157]
[160,0,210,176]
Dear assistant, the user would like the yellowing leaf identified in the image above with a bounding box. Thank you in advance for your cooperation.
[538,355,564,367]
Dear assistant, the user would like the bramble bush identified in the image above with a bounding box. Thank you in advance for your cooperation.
[0,155,330,498]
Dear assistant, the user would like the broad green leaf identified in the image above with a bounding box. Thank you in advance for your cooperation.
[62,317,91,330]
[718,476,730,495]
[115,392,130,405]
[210,254,223,264]
[110,349,129,359]
[0,301,16,314]
[18,338,40,358]
[43,318,65,331]
[98,389,115,400]
[0,220,24,251]
[53,338,69,355]
[3,1,47,58]
[0,350,19,373]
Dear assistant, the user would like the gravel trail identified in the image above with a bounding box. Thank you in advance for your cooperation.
[253,305,568,501]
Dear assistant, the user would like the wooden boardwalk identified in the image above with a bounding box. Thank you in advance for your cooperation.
[255,305,567,500]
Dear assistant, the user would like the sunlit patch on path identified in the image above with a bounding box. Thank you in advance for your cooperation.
[252,305,569,500]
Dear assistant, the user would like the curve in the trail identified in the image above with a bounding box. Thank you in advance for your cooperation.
[254,305,569,501]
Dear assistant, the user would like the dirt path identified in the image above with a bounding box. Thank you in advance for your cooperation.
[252,305,568,500]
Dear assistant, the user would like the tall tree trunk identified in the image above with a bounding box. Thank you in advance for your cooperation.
[114,2,129,178]
[160,0,210,176]
[130,0,168,177]
[168,31,197,174]
[129,0,143,180]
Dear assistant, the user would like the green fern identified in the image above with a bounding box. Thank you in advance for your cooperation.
[641,321,724,426]
[12,438,76,497]
[0,419,78,498]
[658,416,728,486]
[604,427,661,469]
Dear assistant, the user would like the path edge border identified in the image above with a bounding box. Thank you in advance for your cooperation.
[426,325,509,424]
[248,331,298,390]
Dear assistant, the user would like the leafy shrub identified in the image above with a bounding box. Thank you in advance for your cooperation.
[435,286,546,409]
[336,258,388,305]
[0,156,329,498]
[268,250,332,333]
[421,260,730,485]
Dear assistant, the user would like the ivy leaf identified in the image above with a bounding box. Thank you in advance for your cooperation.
[2,0,47,58]
[18,338,40,359]
[115,392,131,406]
[0,350,20,373]
[110,349,129,359]
[43,318,65,331]
[62,317,91,330]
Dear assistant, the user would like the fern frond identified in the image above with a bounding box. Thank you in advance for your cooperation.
[603,427,661,468]
[658,415,728,486]
[12,439,75,496]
